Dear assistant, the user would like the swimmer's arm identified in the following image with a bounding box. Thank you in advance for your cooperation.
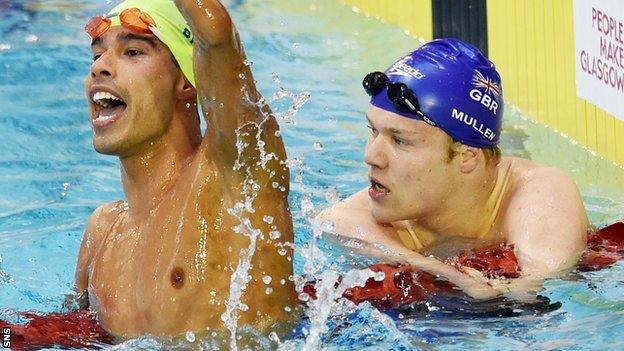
[63,218,100,310]
[318,196,513,299]
[73,204,113,299]
[175,1,287,180]
[389,247,504,299]
[506,167,588,278]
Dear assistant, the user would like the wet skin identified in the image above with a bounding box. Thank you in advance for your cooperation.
[76,1,295,338]
[319,105,589,299]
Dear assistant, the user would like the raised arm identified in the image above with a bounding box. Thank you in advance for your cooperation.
[174,0,285,179]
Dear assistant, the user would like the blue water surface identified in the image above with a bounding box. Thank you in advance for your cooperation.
[1,0,624,350]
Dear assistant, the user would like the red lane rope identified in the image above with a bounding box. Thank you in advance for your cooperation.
[304,220,624,310]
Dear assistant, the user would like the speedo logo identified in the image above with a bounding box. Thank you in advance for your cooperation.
[182,27,194,44]
[387,58,425,80]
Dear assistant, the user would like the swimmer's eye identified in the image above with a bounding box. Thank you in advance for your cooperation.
[366,124,378,137]
[392,136,408,146]
[92,54,102,61]
[125,49,144,57]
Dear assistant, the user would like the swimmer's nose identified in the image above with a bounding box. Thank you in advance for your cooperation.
[90,52,114,79]
[364,136,388,169]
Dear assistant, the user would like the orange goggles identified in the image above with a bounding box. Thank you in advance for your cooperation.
[85,8,158,41]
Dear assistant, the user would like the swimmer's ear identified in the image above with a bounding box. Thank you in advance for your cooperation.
[176,75,196,101]
[458,145,480,173]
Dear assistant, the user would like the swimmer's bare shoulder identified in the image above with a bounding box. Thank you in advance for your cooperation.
[75,201,124,293]
[318,189,395,243]
[501,157,588,277]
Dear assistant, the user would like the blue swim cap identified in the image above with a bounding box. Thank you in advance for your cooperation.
[369,38,503,148]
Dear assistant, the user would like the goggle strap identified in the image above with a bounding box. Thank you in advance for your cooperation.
[403,99,416,111]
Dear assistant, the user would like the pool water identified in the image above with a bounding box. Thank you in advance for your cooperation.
[1,0,624,350]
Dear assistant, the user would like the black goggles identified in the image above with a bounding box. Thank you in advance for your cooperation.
[362,71,437,127]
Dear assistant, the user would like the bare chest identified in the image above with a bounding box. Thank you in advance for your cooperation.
[87,199,242,334]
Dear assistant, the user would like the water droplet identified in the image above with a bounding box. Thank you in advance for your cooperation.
[324,188,340,204]
[239,303,249,311]
[278,248,287,256]
[313,142,324,151]
[280,279,286,285]
[263,215,274,224]
[262,275,272,284]
[284,306,292,312]
[25,34,38,43]
[265,287,273,295]
[269,230,281,240]
[373,271,385,281]
[298,292,309,302]
[272,182,279,189]
[269,331,280,343]
[185,331,196,342]
[271,72,281,84]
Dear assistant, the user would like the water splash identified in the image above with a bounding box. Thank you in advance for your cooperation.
[301,267,377,350]
[0,255,14,285]
[220,73,310,350]
[267,72,311,125]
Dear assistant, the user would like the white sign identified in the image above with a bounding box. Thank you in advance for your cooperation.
[574,0,624,120]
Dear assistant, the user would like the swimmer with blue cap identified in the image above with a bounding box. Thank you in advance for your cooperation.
[319,39,589,299]
[75,0,296,343]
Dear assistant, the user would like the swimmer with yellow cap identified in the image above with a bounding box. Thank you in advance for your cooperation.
[77,0,296,345]
[86,0,195,86]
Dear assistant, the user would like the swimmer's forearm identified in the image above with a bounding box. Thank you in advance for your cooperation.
[176,0,286,172]
[174,0,233,47]
[402,252,502,299]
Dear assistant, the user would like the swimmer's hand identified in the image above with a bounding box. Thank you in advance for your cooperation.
[174,0,233,47]
[175,0,279,169]
[399,251,542,300]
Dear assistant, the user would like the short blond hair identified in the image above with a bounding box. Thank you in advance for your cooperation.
[447,138,501,165]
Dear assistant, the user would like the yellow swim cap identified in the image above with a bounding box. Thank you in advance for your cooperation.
[107,0,195,87]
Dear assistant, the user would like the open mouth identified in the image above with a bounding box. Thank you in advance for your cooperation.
[370,179,390,194]
[92,91,127,127]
